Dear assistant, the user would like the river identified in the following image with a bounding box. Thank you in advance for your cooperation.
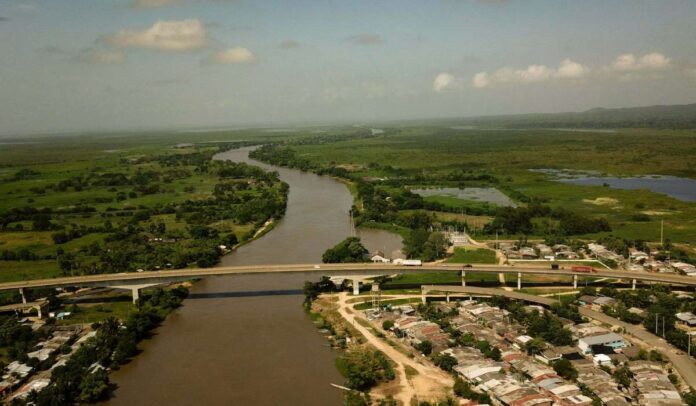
[108,147,402,405]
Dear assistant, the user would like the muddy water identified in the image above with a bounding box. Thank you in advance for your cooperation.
[109,147,401,405]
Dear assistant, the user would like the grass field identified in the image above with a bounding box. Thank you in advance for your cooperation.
[382,271,500,289]
[446,247,497,264]
[287,127,695,244]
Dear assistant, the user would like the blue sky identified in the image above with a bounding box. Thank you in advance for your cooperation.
[1,0,695,135]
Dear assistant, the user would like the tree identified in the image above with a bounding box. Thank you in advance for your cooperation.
[433,353,457,372]
[415,340,433,355]
[404,229,430,259]
[613,366,633,388]
[525,337,546,355]
[32,214,53,231]
[422,232,449,261]
[552,359,578,381]
[78,370,110,402]
[382,320,394,330]
[322,237,368,263]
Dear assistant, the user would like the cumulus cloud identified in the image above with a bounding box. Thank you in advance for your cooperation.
[556,58,589,78]
[279,39,301,49]
[105,19,207,51]
[344,34,383,45]
[433,73,455,92]
[204,47,256,64]
[132,0,178,8]
[472,59,588,88]
[610,52,671,72]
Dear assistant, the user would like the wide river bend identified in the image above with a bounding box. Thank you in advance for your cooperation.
[108,147,402,405]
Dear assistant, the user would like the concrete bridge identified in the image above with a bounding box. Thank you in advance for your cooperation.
[2,263,695,304]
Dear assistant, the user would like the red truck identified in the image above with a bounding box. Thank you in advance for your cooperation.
[571,265,598,273]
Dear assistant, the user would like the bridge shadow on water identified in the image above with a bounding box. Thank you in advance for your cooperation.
[187,289,303,299]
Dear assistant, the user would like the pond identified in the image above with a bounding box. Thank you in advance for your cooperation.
[411,187,517,207]
[560,175,696,202]
[531,169,696,202]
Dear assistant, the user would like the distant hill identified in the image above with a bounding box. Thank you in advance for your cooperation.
[439,102,696,129]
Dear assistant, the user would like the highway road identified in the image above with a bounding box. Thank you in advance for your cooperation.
[2,263,696,292]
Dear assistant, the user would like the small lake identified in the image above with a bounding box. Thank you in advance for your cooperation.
[560,176,696,202]
[411,187,516,207]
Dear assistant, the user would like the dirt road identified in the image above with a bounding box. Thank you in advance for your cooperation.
[334,292,453,404]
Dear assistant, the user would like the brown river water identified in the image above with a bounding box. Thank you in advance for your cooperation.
[108,147,402,405]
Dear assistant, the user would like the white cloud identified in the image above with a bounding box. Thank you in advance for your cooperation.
[433,73,455,92]
[205,47,256,64]
[472,72,489,88]
[105,19,207,51]
[556,58,589,78]
[471,58,590,88]
[610,52,670,72]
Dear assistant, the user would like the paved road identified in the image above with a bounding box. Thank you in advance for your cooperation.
[420,285,696,389]
[2,263,696,292]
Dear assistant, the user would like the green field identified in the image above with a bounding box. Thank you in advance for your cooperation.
[382,271,500,288]
[446,247,497,264]
[0,132,289,284]
[274,127,695,244]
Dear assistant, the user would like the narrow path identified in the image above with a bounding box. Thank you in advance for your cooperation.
[334,293,453,404]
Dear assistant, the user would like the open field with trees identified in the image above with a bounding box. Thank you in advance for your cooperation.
[0,133,290,286]
[248,126,695,258]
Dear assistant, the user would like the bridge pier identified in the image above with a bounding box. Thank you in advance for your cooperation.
[573,274,578,289]
[352,279,360,296]
[111,283,160,304]
[517,273,522,290]
[19,288,27,304]
[461,270,466,287]
[421,286,426,304]
[632,279,636,291]
[446,293,450,303]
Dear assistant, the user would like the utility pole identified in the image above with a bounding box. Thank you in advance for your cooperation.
[689,332,692,357]
[662,317,665,338]
[655,314,659,335]
[660,219,664,247]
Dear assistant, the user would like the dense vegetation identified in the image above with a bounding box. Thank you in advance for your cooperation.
[335,348,395,391]
[0,144,287,285]
[322,237,369,263]
[8,287,188,405]
[250,125,695,245]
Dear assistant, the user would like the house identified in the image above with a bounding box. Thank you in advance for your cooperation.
[592,296,616,308]
[535,244,554,258]
[675,312,696,327]
[629,361,682,406]
[671,261,696,275]
[10,378,50,401]
[513,334,533,350]
[370,251,390,263]
[519,247,538,259]
[628,249,649,262]
[577,296,598,306]
[592,353,612,367]
[578,333,628,354]
[628,307,646,316]
[556,250,579,260]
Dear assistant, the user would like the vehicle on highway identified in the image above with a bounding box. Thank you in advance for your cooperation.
[571,265,598,273]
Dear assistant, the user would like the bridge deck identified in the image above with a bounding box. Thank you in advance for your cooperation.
[0,263,695,291]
